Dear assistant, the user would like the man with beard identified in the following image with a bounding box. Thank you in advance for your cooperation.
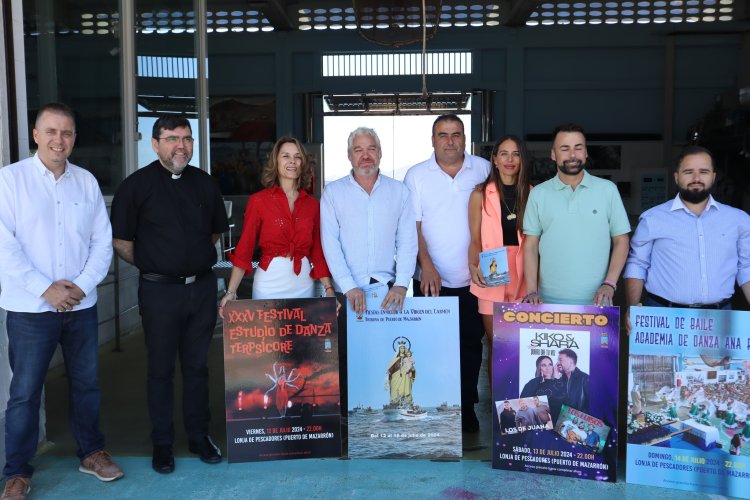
[624,145,750,317]
[499,400,517,434]
[514,398,538,430]
[111,115,229,473]
[523,123,630,305]
[321,127,417,435]
[321,126,417,314]
[558,349,589,412]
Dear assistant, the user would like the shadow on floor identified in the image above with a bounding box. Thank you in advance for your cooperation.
[33,329,721,499]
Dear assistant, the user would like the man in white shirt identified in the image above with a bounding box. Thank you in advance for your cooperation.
[0,103,122,500]
[321,126,417,314]
[404,115,490,432]
[321,127,417,435]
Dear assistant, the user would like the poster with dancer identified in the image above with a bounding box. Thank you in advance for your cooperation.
[627,306,750,499]
[223,298,340,463]
[347,284,462,459]
[492,303,619,481]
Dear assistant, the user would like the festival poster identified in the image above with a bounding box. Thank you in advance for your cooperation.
[347,284,462,459]
[627,306,750,498]
[222,298,341,463]
[492,303,619,481]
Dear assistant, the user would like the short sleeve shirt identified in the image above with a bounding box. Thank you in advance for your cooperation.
[523,171,630,304]
[404,153,490,288]
[110,160,229,276]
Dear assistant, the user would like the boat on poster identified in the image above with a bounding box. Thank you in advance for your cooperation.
[347,284,462,459]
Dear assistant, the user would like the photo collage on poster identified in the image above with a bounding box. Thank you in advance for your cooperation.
[492,303,620,482]
[627,306,750,499]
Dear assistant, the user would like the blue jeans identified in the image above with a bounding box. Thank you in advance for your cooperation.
[3,306,104,478]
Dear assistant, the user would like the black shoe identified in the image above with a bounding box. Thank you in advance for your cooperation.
[188,436,222,464]
[462,407,480,433]
[152,445,175,474]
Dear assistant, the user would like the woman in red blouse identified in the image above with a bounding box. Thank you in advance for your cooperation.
[219,137,335,312]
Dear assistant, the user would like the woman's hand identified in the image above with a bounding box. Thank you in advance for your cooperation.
[323,283,341,315]
[326,289,342,315]
[469,263,486,287]
[553,362,563,379]
[218,290,237,319]
[522,291,543,305]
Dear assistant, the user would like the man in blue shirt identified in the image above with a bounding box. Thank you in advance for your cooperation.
[624,145,750,316]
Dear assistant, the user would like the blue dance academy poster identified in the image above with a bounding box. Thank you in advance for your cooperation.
[347,284,462,459]
[627,306,750,498]
[223,298,341,463]
[492,303,620,481]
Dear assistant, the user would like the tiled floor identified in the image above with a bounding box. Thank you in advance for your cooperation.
[24,330,735,499]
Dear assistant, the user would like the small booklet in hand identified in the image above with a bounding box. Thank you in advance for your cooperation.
[479,248,510,287]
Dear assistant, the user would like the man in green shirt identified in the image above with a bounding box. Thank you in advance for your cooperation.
[523,123,630,305]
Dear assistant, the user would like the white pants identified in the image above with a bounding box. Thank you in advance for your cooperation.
[252,256,315,299]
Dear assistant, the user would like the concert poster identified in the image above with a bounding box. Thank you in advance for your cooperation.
[627,306,750,498]
[222,298,341,463]
[492,303,619,481]
[347,284,462,459]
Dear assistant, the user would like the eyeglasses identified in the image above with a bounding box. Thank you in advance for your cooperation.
[158,136,194,144]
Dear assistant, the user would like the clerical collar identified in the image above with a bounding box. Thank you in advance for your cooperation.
[171,173,182,180]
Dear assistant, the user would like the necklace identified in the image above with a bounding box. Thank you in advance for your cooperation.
[501,185,516,221]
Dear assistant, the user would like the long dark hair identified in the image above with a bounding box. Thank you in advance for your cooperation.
[534,355,553,378]
[476,134,530,232]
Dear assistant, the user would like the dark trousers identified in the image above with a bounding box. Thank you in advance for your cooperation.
[414,281,484,406]
[138,272,217,445]
[4,306,104,478]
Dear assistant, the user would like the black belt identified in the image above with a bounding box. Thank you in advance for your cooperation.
[647,292,731,310]
[141,270,211,285]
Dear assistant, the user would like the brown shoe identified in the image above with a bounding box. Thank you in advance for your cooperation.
[79,450,124,482]
[2,476,31,500]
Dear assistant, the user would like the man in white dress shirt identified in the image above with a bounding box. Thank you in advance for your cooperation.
[321,127,417,438]
[404,114,490,432]
[321,126,417,314]
[0,103,122,500]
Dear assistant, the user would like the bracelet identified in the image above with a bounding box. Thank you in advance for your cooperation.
[523,291,538,301]
[225,290,237,299]
[601,280,617,291]
[324,285,334,292]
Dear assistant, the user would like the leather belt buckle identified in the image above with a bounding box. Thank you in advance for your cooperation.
[185,275,196,284]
